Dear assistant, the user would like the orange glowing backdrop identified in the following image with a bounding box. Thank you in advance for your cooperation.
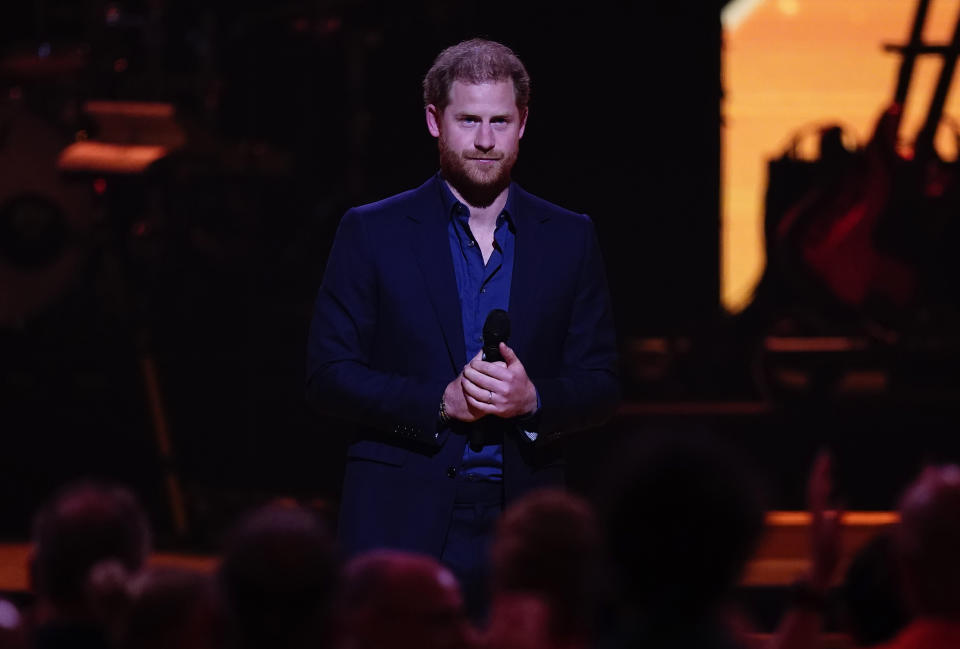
[722,0,960,313]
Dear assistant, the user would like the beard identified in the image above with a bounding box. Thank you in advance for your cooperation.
[438,135,517,209]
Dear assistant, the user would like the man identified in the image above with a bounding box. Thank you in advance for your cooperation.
[217,503,340,649]
[485,488,603,649]
[596,431,765,648]
[29,481,152,649]
[307,38,619,614]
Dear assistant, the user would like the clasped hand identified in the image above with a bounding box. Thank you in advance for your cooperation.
[443,343,538,423]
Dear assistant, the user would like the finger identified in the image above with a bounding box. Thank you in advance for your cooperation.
[463,350,483,371]
[463,366,505,392]
[468,359,511,381]
[808,449,832,511]
[464,349,483,368]
[462,376,497,403]
[500,342,521,365]
[465,393,497,414]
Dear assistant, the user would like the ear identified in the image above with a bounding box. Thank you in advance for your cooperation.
[518,107,528,139]
[426,104,441,138]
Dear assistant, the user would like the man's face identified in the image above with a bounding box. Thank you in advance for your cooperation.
[426,79,527,207]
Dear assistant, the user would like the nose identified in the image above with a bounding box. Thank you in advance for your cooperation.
[474,122,494,152]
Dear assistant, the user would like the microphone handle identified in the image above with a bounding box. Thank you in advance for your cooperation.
[483,343,504,363]
[469,424,484,452]
[469,340,507,451]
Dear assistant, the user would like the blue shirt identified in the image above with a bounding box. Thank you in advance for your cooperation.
[440,177,516,480]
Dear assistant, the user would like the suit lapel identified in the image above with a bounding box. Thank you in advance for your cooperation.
[409,179,466,373]
[508,187,548,359]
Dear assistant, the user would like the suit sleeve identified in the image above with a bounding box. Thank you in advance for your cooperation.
[533,218,621,441]
[306,209,448,446]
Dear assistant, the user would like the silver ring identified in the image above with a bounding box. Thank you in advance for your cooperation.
[488,390,494,403]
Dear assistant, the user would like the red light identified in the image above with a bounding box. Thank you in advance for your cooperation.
[322,17,342,33]
[113,58,128,73]
[93,178,107,195]
[133,222,148,237]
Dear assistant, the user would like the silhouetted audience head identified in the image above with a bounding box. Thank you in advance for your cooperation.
[894,464,960,620]
[840,528,908,646]
[0,598,26,649]
[217,502,339,649]
[487,488,602,647]
[30,481,151,619]
[336,550,476,649]
[596,430,766,641]
[118,567,223,649]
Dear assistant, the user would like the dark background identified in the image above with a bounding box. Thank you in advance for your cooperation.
[2,0,958,548]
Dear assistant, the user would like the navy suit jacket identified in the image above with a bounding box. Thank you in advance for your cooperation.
[307,175,619,558]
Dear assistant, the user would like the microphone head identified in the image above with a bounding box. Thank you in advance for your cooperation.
[482,309,510,362]
[482,308,510,343]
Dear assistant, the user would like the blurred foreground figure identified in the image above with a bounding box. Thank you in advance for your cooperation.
[597,431,766,649]
[484,488,602,649]
[839,529,908,647]
[29,481,151,649]
[335,550,477,649]
[875,465,960,649]
[118,567,223,649]
[0,598,27,649]
[217,504,339,649]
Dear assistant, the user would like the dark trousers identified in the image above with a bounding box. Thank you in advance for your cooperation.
[439,475,503,624]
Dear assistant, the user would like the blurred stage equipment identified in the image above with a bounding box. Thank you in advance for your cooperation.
[0,46,95,328]
[59,98,190,541]
[742,0,960,401]
[0,31,193,537]
[58,100,184,174]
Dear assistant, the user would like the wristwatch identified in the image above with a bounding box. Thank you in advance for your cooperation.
[439,395,451,426]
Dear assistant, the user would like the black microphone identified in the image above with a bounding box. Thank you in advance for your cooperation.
[482,309,510,362]
[471,309,510,451]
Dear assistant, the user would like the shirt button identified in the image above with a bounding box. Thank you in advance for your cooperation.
[446,466,458,479]
[480,288,486,294]
[467,240,474,247]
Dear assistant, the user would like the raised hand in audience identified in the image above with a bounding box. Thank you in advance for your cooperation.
[767,448,844,649]
[807,449,843,597]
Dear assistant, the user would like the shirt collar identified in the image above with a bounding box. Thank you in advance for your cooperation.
[436,171,516,229]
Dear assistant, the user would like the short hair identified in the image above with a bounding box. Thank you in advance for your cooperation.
[491,488,602,634]
[339,550,459,612]
[31,481,151,608]
[597,430,766,620]
[895,464,960,618]
[217,503,339,649]
[119,567,221,649]
[422,38,530,113]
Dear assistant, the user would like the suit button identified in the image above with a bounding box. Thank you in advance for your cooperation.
[446,466,458,479]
